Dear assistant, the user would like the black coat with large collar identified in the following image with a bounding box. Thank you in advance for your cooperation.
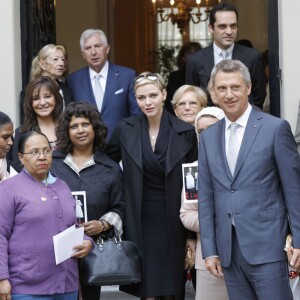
[107,111,197,299]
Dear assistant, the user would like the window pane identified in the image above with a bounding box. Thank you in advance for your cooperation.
[190,7,213,47]
[157,7,213,48]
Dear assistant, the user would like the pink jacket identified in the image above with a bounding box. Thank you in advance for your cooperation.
[180,190,206,270]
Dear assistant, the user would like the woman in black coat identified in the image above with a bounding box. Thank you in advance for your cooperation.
[0,111,19,180]
[106,72,197,300]
[51,102,125,300]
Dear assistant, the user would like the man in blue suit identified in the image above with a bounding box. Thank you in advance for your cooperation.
[198,59,300,300]
[67,29,141,138]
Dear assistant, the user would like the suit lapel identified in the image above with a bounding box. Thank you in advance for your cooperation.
[80,67,96,105]
[232,43,245,62]
[232,109,262,181]
[204,45,215,79]
[119,118,143,170]
[219,119,233,180]
[101,63,118,112]
[165,117,193,175]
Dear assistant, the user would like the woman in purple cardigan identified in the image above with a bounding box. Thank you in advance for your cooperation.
[0,131,93,300]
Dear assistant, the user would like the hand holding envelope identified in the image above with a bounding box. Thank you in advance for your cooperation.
[53,225,92,264]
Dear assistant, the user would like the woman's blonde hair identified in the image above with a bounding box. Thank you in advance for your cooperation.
[134,72,165,92]
[30,44,66,81]
[171,85,207,108]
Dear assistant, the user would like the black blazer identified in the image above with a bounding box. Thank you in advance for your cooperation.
[57,80,72,108]
[186,43,266,109]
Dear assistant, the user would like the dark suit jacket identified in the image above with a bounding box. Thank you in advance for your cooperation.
[294,99,300,155]
[57,80,72,107]
[67,63,141,138]
[106,111,197,299]
[198,107,300,267]
[7,159,20,174]
[165,67,187,115]
[186,44,266,109]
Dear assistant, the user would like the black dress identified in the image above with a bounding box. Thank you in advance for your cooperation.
[140,112,175,297]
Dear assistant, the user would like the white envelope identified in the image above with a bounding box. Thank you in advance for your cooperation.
[53,225,84,264]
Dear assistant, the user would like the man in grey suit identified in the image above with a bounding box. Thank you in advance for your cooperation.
[198,59,300,299]
[186,3,266,109]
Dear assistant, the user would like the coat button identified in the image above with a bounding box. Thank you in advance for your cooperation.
[231,189,235,193]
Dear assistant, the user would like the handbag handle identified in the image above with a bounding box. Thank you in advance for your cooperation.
[96,228,123,253]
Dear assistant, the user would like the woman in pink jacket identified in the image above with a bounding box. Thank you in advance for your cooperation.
[180,107,229,300]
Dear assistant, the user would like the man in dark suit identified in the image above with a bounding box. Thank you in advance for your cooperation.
[186,3,266,109]
[198,59,300,300]
[67,29,141,138]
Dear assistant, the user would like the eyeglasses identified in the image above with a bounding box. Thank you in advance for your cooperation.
[21,149,52,157]
[134,73,163,85]
[176,101,200,110]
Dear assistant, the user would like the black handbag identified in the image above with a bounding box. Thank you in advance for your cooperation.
[81,232,142,286]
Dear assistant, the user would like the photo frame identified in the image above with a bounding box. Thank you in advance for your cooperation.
[72,191,88,223]
[182,162,198,203]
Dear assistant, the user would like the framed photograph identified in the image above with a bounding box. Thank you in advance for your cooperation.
[182,162,198,203]
[72,191,87,223]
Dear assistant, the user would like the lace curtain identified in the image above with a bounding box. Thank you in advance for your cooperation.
[157,7,213,49]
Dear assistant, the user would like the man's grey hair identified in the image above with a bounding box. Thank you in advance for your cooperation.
[79,29,108,51]
[210,59,251,87]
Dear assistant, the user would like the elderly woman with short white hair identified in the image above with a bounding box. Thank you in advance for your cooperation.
[172,85,207,126]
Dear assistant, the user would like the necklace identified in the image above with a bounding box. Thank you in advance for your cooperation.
[149,133,158,151]
[35,177,48,202]
[149,127,159,152]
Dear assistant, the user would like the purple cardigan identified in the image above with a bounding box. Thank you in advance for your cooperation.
[0,170,89,295]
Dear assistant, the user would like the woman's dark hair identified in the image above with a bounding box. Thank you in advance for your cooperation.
[209,3,238,27]
[0,111,12,126]
[177,42,201,69]
[56,102,108,154]
[18,131,50,154]
[21,76,63,132]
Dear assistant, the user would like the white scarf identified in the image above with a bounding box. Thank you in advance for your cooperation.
[0,158,10,181]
